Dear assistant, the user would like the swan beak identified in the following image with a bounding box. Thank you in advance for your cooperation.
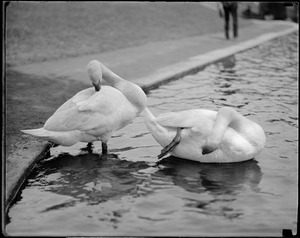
[93,80,101,92]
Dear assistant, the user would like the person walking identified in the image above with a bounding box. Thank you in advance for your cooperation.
[218,2,238,39]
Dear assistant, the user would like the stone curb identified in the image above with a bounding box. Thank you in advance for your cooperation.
[5,142,51,214]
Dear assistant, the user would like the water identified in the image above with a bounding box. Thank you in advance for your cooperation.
[6,32,298,236]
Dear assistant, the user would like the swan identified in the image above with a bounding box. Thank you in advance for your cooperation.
[142,107,266,163]
[21,60,147,154]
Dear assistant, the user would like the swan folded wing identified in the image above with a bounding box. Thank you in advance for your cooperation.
[156,110,215,128]
[53,88,95,114]
[76,92,116,113]
[44,107,112,132]
[44,95,117,132]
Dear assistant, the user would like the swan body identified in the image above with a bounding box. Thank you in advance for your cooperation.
[142,107,266,163]
[21,60,147,153]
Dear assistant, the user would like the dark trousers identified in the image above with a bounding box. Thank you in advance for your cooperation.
[223,4,238,39]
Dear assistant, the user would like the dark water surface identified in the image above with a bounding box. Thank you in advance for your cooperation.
[6,32,298,236]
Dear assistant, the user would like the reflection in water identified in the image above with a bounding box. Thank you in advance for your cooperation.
[157,156,262,195]
[27,152,262,209]
[19,150,264,227]
[24,150,262,222]
[29,152,149,206]
[214,56,241,97]
[155,156,262,219]
[218,55,237,74]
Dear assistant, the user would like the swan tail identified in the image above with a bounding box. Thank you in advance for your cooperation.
[21,128,51,139]
[21,128,79,146]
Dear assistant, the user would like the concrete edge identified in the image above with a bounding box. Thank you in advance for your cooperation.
[5,142,52,214]
[5,23,298,212]
[139,24,299,93]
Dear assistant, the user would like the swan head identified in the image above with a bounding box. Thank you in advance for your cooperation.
[202,145,217,155]
[202,137,219,155]
[87,60,103,92]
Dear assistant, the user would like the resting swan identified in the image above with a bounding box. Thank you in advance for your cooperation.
[21,60,147,154]
[142,107,266,163]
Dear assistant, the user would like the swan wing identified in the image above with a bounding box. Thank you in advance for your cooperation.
[156,109,216,128]
[44,87,127,132]
[54,88,95,113]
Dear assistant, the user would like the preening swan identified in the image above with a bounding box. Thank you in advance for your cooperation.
[142,107,266,163]
[21,60,147,154]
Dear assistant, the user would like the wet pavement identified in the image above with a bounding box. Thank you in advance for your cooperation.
[5,19,298,212]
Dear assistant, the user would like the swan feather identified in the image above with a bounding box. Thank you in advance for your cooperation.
[156,109,216,128]
[44,86,135,132]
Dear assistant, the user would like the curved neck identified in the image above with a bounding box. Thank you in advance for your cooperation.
[142,107,156,121]
[210,107,243,144]
[99,63,125,88]
[98,61,147,112]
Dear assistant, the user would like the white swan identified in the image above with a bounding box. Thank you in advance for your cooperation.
[21,60,147,154]
[142,107,266,163]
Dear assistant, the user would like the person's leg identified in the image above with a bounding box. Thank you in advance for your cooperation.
[231,4,238,38]
[223,6,230,39]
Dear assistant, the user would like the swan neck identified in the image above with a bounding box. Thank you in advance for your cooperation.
[90,60,147,112]
[142,107,156,121]
[100,63,124,87]
[101,62,147,111]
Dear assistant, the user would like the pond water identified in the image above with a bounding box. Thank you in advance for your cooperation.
[6,32,298,236]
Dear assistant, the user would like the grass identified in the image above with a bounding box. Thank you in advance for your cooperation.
[5,2,252,66]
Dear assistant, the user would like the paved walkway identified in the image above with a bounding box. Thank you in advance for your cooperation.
[5,19,298,210]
